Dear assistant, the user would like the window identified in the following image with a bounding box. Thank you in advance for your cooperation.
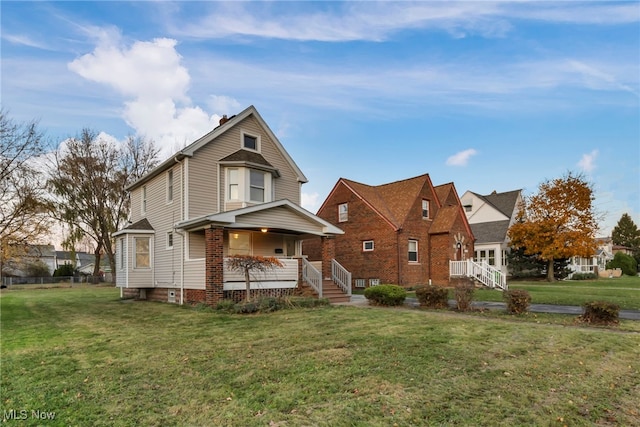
[355,279,366,288]
[118,238,125,270]
[488,249,495,266]
[229,232,251,255]
[142,186,147,214]
[249,170,265,202]
[464,204,472,212]
[408,240,418,262]
[243,134,258,150]
[338,203,348,222]
[167,170,174,203]
[135,237,150,268]
[363,240,374,251]
[502,250,509,266]
[228,169,239,200]
[226,167,271,203]
[167,232,174,249]
[422,199,430,219]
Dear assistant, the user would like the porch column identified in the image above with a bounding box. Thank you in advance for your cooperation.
[205,227,224,306]
[321,236,335,280]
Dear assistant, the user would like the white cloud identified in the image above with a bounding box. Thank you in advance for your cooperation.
[446,149,478,166]
[301,192,320,212]
[578,149,599,173]
[67,31,241,157]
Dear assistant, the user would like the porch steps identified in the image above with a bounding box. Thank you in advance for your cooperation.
[322,280,351,304]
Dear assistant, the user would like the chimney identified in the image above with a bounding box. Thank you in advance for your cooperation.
[219,115,228,126]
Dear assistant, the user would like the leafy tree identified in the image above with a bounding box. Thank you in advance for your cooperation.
[606,252,638,276]
[53,263,75,277]
[0,110,52,281]
[508,172,597,282]
[48,130,159,280]
[611,213,640,250]
[225,255,284,302]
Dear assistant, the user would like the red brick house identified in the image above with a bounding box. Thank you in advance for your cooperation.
[304,174,475,288]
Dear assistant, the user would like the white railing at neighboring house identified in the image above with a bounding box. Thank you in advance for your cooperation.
[332,259,352,296]
[302,257,322,298]
[450,259,508,291]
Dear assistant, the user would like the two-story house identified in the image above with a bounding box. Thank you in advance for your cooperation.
[460,189,523,276]
[303,174,474,287]
[113,106,343,306]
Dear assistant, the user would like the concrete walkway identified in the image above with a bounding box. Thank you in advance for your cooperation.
[343,295,640,320]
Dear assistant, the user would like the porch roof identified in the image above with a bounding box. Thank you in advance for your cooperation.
[175,199,344,237]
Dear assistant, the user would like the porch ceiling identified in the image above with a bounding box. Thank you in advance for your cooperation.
[175,199,344,237]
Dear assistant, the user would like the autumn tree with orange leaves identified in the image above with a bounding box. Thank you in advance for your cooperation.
[508,172,597,282]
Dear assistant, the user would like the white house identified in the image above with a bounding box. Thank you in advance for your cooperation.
[460,189,523,276]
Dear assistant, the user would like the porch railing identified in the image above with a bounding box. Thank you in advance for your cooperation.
[302,257,322,298]
[450,259,507,291]
[332,259,352,296]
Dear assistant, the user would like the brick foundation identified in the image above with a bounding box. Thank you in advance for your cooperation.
[224,288,296,303]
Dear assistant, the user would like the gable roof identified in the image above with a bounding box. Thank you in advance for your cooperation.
[472,189,522,218]
[429,205,459,234]
[127,105,307,191]
[329,174,434,231]
[219,149,280,177]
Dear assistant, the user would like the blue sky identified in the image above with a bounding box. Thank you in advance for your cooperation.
[2,1,639,235]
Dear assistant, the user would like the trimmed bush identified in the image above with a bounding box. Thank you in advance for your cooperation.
[570,272,597,280]
[606,252,638,276]
[504,289,531,314]
[579,301,620,325]
[415,285,449,309]
[455,281,475,312]
[364,285,407,306]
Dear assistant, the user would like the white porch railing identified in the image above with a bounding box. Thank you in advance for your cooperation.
[332,259,352,296]
[302,257,322,298]
[450,259,508,291]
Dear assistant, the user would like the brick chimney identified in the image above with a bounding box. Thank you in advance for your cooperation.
[219,115,228,126]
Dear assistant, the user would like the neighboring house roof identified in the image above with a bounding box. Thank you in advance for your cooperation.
[175,199,343,237]
[470,220,511,244]
[26,244,56,258]
[126,105,307,191]
[472,189,522,218]
[335,174,435,230]
[321,174,473,239]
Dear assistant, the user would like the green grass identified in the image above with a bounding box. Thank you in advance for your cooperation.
[2,287,640,426]
[472,276,640,310]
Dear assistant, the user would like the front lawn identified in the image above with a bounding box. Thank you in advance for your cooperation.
[473,276,640,310]
[1,287,639,426]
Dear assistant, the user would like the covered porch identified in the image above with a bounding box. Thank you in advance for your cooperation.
[175,199,347,304]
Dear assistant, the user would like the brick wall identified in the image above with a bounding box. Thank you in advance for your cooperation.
[205,227,224,306]
[185,289,206,305]
[122,288,140,299]
[224,288,296,303]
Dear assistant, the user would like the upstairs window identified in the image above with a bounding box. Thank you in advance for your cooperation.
[363,240,374,252]
[226,167,272,204]
[167,169,174,203]
[167,232,174,249]
[338,203,348,222]
[422,199,430,219]
[142,186,147,215]
[249,170,265,202]
[243,134,258,151]
[408,240,418,263]
[228,169,239,200]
